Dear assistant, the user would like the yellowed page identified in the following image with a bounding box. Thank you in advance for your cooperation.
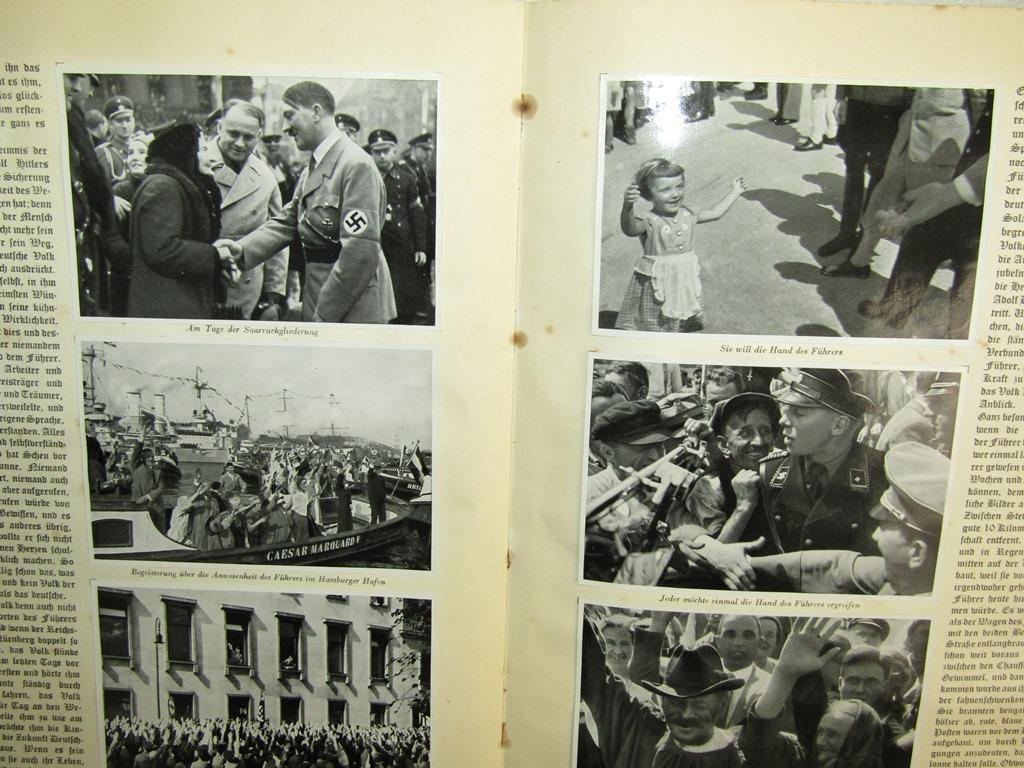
[509,1,1024,766]
[0,1,523,765]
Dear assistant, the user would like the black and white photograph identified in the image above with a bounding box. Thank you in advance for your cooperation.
[596,78,992,340]
[577,603,929,768]
[97,586,431,766]
[584,359,960,594]
[63,72,437,325]
[82,340,433,570]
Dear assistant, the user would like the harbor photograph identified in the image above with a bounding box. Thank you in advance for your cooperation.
[80,340,433,570]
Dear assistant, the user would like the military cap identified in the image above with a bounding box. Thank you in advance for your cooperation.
[591,400,681,445]
[67,73,101,87]
[848,618,890,641]
[771,368,874,420]
[334,113,360,133]
[409,132,433,148]
[870,441,948,537]
[103,95,134,120]
[367,128,398,150]
[710,392,780,436]
[203,107,223,131]
[640,644,744,700]
[923,379,960,400]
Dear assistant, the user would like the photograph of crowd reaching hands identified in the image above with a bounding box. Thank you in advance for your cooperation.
[583,359,960,595]
[596,78,992,339]
[578,604,929,768]
[62,72,437,324]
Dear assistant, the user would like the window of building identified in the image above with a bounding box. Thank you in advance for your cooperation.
[370,702,389,725]
[328,699,347,725]
[103,689,132,720]
[169,692,195,720]
[369,596,390,609]
[369,628,390,682]
[326,621,349,679]
[277,613,303,676]
[420,649,431,688]
[98,590,132,660]
[223,607,252,671]
[227,695,251,721]
[162,598,196,665]
[326,595,349,603]
[280,696,302,724]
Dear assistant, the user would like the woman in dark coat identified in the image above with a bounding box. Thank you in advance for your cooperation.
[127,123,224,319]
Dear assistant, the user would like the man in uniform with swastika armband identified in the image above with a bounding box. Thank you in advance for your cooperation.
[221,80,397,323]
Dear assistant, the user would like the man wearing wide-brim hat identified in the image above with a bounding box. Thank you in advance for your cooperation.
[582,612,746,767]
[748,368,886,556]
[750,440,947,595]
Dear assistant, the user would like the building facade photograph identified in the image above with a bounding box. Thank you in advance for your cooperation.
[96,586,430,728]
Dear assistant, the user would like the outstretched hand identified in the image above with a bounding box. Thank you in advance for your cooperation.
[775,616,844,679]
[679,535,765,590]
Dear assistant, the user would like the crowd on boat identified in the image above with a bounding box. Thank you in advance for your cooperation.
[88,424,405,552]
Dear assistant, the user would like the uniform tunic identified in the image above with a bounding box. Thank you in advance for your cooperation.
[239,130,396,323]
[753,444,885,556]
[380,162,429,320]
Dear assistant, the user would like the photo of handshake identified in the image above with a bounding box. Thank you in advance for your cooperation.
[214,239,244,285]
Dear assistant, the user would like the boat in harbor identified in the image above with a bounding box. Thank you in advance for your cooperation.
[90,488,431,569]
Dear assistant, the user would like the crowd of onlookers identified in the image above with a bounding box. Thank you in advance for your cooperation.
[106,717,430,768]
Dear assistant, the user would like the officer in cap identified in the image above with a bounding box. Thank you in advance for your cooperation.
[847,618,890,647]
[405,132,436,259]
[750,441,948,595]
[334,113,361,140]
[368,128,429,324]
[64,73,130,316]
[96,95,136,184]
[923,377,959,456]
[752,368,885,556]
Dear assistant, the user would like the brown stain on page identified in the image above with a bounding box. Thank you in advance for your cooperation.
[511,330,529,348]
[226,46,236,55]
[501,722,511,748]
[515,93,538,120]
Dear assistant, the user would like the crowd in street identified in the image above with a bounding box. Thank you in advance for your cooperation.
[105,717,430,768]
[586,361,958,594]
[581,608,927,767]
[604,81,991,339]
[67,74,435,325]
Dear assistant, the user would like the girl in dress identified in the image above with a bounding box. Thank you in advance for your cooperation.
[616,158,745,332]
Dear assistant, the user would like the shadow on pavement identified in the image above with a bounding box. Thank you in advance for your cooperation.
[745,187,840,255]
[802,171,845,213]
[729,100,776,121]
[795,324,841,337]
[774,261,887,338]
[724,119,799,147]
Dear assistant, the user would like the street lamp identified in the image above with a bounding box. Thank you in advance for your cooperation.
[154,618,164,720]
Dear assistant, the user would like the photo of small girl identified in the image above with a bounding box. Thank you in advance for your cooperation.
[616,158,746,333]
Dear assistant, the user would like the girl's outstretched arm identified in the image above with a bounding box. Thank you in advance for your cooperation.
[620,183,645,235]
[698,176,747,222]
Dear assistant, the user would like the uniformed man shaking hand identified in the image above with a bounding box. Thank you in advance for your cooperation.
[218,80,397,324]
